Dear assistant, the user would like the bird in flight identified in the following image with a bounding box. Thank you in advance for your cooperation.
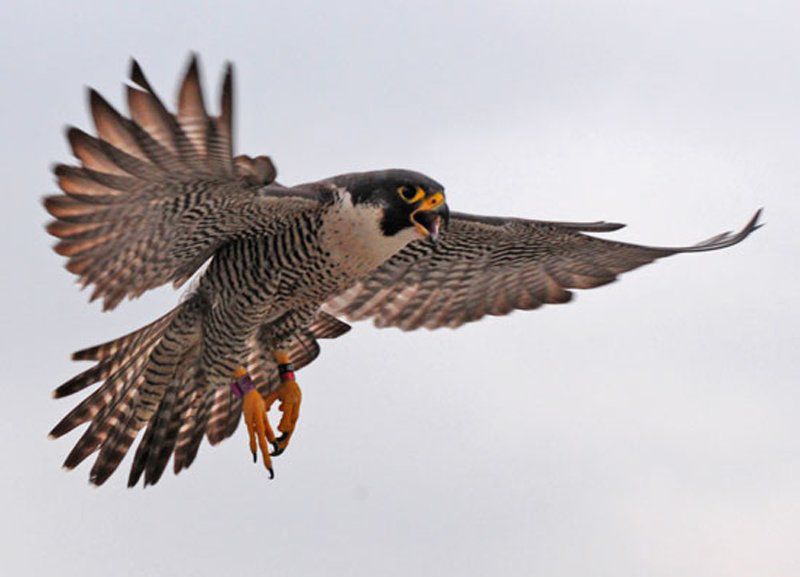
[45,56,761,487]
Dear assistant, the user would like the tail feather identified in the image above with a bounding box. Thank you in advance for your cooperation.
[205,385,234,446]
[61,375,143,469]
[145,383,193,485]
[88,396,142,485]
[129,378,197,486]
[99,304,206,485]
[173,387,206,474]
[51,303,353,486]
[309,311,351,339]
[128,363,188,488]
[127,400,159,487]
[72,307,179,361]
[52,298,203,484]
[50,344,154,439]
[180,400,213,473]
[54,355,127,400]
[54,322,169,398]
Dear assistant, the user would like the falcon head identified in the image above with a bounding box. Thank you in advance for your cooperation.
[332,169,450,243]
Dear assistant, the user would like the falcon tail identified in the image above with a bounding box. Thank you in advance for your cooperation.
[48,297,211,487]
[49,296,352,487]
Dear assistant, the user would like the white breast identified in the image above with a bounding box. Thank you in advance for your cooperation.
[319,190,420,276]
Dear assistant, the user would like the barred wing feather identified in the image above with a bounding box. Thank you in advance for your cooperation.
[325,210,762,330]
[44,55,317,310]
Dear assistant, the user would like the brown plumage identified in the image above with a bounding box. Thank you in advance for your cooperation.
[45,54,760,487]
[325,212,762,330]
[45,57,307,312]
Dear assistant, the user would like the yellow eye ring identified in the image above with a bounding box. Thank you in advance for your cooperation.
[397,186,425,204]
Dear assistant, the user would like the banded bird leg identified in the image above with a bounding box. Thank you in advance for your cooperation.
[263,350,302,456]
[231,366,276,478]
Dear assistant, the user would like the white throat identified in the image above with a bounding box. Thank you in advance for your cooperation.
[319,189,420,275]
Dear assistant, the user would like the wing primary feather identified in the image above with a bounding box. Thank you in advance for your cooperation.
[177,54,209,157]
[48,57,320,309]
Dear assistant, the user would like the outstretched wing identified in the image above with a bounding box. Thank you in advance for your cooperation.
[44,55,318,310]
[325,210,763,330]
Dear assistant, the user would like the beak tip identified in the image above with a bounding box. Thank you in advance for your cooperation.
[411,198,449,243]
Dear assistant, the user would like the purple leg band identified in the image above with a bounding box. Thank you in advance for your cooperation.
[230,374,255,399]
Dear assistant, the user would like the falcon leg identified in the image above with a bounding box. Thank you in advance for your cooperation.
[232,366,276,479]
[230,351,301,477]
[264,350,302,457]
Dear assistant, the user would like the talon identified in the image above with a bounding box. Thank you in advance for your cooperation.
[270,434,290,456]
[268,350,303,457]
[235,367,275,478]
[268,380,301,455]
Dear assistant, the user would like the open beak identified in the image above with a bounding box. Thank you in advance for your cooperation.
[411,192,449,244]
[413,207,449,243]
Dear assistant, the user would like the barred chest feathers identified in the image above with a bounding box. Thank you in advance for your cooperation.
[319,189,419,277]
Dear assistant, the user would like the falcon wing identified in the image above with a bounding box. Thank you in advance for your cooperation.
[45,55,319,310]
[324,209,763,330]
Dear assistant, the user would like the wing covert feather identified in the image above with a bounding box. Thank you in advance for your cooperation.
[325,210,762,330]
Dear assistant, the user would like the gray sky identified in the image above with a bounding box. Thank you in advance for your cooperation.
[1,1,798,576]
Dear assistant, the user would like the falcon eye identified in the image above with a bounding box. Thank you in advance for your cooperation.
[397,186,425,204]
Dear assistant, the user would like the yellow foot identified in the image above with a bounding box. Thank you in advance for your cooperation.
[265,377,302,457]
[238,371,275,479]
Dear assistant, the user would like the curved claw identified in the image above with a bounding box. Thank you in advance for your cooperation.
[267,379,301,457]
[242,389,275,477]
[270,433,291,457]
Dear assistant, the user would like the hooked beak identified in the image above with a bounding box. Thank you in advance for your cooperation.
[411,193,449,244]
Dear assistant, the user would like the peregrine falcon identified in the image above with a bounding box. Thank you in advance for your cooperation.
[45,56,761,487]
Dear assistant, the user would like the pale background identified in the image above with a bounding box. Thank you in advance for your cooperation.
[1,1,798,576]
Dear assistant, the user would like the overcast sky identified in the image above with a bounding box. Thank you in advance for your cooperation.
[1,1,798,576]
